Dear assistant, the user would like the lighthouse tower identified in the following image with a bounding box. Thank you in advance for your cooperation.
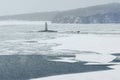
[45,22,48,31]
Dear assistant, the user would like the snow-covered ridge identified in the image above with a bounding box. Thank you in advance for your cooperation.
[0,20,51,25]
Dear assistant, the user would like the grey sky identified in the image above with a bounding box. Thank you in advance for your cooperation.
[0,0,119,16]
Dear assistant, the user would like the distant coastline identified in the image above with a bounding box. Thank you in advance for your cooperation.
[0,3,120,24]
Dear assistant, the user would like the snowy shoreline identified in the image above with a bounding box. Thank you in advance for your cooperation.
[31,34,120,80]
[31,64,120,80]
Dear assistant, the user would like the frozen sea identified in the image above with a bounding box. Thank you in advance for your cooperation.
[0,21,120,80]
[0,22,120,55]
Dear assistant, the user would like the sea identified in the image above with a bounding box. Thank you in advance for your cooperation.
[0,21,120,55]
[0,21,120,80]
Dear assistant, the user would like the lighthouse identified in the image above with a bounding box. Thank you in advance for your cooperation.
[45,22,48,31]
[38,22,57,32]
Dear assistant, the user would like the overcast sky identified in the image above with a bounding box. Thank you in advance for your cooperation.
[0,0,119,16]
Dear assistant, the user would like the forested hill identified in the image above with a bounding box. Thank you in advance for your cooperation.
[52,3,120,23]
[0,3,120,23]
[0,11,59,21]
